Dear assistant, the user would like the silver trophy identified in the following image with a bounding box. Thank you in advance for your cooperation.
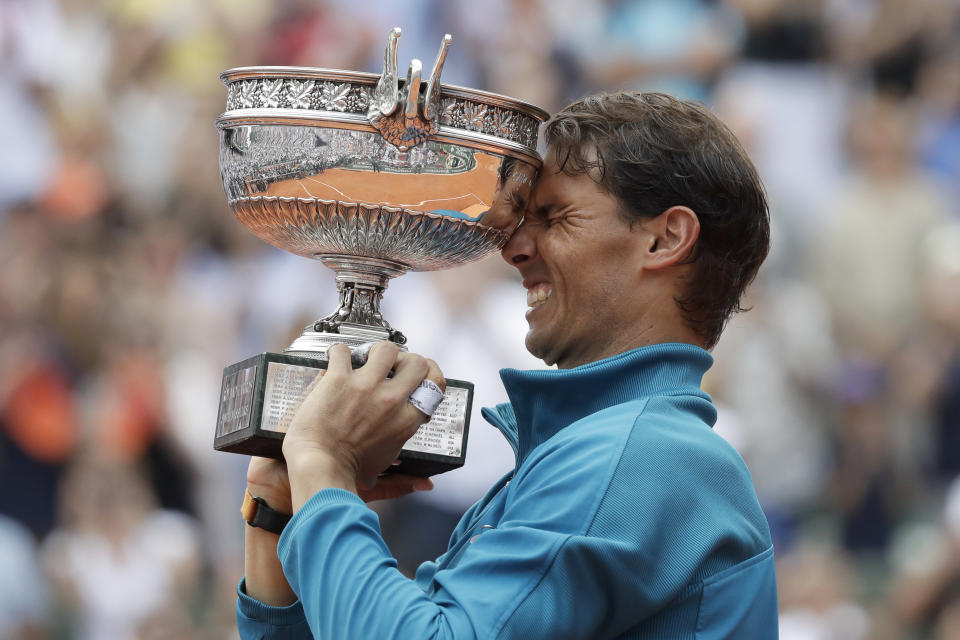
[213,29,548,475]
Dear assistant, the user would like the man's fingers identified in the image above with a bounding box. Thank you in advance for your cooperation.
[358,474,434,503]
[391,352,430,392]
[325,343,352,377]
[424,358,446,394]
[357,341,400,382]
[390,353,447,419]
[390,353,445,395]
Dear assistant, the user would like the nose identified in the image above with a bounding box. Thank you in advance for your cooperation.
[501,217,538,267]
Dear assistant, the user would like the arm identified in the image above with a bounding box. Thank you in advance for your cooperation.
[244,459,298,607]
[236,344,436,639]
[274,435,622,639]
[235,457,313,640]
[237,458,435,639]
[273,397,629,639]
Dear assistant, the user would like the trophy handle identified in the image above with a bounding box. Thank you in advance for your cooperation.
[370,27,401,117]
[367,29,451,150]
[423,34,452,122]
[404,58,423,119]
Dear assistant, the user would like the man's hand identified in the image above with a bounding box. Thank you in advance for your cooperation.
[280,341,445,510]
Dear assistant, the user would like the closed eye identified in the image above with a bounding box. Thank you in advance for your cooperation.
[539,204,583,228]
[527,203,557,224]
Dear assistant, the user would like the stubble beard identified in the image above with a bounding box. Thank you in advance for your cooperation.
[525,326,557,367]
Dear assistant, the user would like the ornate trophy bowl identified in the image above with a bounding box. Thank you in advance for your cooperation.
[213,29,549,475]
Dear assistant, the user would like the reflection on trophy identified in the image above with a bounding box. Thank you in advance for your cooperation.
[213,28,549,476]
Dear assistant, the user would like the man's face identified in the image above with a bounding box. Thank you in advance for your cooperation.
[501,149,649,368]
[481,162,537,232]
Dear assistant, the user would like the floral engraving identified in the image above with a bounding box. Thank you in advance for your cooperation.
[316,82,351,111]
[440,98,464,127]
[482,108,500,136]
[461,103,488,132]
[239,80,259,108]
[224,79,542,149]
[226,83,240,110]
[286,80,315,109]
[520,118,538,148]
[261,79,284,108]
[493,110,516,138]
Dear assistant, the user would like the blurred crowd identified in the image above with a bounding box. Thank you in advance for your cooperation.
[1,0,959,638]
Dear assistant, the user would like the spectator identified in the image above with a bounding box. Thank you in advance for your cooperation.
[0,514,51,639]
[43,456,203,640]
[814,94,948,359]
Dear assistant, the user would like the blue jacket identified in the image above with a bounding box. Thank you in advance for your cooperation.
[238,343,778,639]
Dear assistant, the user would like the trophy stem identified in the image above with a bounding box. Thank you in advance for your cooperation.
[285,255,409,358]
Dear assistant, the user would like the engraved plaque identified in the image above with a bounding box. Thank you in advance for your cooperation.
[262,361,320,433]
[216,364,259,438]
[214,352,473,476]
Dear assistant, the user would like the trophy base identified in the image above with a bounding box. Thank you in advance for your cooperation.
[214,352,473,477]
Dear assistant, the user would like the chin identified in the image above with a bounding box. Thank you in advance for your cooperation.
[524,331,547,363]
[525,332,561,367]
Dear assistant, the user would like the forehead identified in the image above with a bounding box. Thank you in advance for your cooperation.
[531,147,610,206]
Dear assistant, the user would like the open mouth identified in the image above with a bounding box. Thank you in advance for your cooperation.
[526,283,553,309]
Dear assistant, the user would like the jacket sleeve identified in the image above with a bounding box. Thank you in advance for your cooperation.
[236,578,313,639]
[273,424,633,640]
[233,474,512,640]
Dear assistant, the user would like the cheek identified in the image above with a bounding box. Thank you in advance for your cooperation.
[570,249,640,310]
[557,264,622,327]
[544,231,639,301]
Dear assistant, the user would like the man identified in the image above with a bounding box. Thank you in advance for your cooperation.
[237,92,777,639]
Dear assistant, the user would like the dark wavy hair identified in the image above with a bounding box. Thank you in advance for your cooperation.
[545,91,770,348]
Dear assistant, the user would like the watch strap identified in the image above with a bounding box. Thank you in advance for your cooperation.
[242,489,292,535]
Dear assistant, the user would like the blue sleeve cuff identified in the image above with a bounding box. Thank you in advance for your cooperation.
[236,577,308,630]
[277,488,366,561]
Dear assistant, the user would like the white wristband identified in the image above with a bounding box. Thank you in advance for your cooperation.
[408,379,445,416]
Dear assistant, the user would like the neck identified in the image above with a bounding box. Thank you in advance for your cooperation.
[556,305,705,369]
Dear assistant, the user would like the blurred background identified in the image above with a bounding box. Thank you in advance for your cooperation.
[1,0,959,638]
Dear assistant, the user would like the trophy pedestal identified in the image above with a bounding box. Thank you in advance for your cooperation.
[214,352,473,477]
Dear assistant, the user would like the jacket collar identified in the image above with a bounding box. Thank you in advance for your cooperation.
[481,343,716,466]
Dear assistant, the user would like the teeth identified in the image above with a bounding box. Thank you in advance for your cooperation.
[526,286,552,308]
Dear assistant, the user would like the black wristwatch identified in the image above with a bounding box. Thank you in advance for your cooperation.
[241,489,292,535]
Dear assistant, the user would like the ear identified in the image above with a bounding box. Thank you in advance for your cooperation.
[640,205,700,270]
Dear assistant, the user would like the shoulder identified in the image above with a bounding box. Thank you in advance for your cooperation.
[501,394,776,624]
[518,393,771,551]
[629,395,756,489]
[610,395,774,569]
[514,398,652,492]
[527,391,739,486]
